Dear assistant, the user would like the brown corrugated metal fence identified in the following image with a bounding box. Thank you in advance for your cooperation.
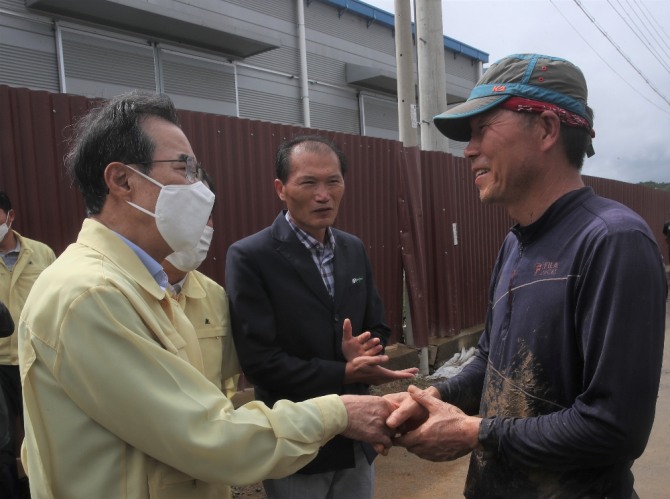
[2,85,670,348]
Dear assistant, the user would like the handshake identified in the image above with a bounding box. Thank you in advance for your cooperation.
[338,319,482,462]
[340,386,482,462]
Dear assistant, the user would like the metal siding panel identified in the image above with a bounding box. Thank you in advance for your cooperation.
[0,0,24,12]
[0,86,89,254]
[238,87,301,126]
[245,46,300,76]
[310,101,360,135]
[363,96,398,131]
[161,51,237,115]
[422,151,512,338]
[162,55,236,102]
[445,51,480,80]
[61,31,156,95]
[0,43,60,92]
[3,86,670,347]
[237,66,302,125]
[336,135,403,336]
[215,0,295,23]
[307,51,346,85]
[306,0,395,56]
[0,17,59,92]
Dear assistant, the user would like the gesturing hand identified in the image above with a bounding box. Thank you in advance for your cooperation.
[391,386,481,462]
[341,318,382,361]
[344,355,418,385]
[341,318,418,385]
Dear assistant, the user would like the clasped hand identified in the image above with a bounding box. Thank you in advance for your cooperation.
[342,385,481,459]
[382,385,482,462]
[339,320,479,460]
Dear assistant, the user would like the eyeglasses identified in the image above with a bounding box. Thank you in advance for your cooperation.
[131,157,204,183]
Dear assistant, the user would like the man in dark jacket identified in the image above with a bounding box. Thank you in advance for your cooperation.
[0,301,14,493]
[387,53,667,498]
[663,219,670,263]
[226,135,417,498]
[0,302,12,338]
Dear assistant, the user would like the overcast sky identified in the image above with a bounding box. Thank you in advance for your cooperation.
[363,0,670,184]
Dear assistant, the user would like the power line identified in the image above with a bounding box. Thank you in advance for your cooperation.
[609,0,670,73]
[634,0,670,55]
[571,0,670,108]
[548,0,670,113]
[628,0,670,57]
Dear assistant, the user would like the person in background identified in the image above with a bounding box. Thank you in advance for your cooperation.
[0,191,56,498]
[162,171,240,400]
[0,302,12,338]
[0,300,14,490]
[226,134,418,499]
[18,91,398,499]
[663,218,670,264]
[386,53,667,498]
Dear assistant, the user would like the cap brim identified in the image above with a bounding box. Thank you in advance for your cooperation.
[433,95,510,141]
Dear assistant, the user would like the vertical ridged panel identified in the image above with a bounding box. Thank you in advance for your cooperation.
[2,85,669,346]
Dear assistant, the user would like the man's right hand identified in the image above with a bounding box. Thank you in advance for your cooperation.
[341,318,382,361]
[339,394,398,455]
[344,355,418,385]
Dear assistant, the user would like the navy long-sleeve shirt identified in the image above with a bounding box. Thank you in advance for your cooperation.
[435,187,667,498]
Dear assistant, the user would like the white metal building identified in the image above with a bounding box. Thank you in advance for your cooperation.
[0,0,487,152]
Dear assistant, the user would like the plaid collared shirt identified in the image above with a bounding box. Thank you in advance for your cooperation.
[285,212,336,298]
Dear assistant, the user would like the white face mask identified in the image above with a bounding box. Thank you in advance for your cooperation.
[125,165,215,252]
[0,222,9,243]
[165,225,214,272]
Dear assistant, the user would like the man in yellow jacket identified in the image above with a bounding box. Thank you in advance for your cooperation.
[0,191,55,498]
[162,171,240,401]
[18,90,410,499]
[163,258,240,399]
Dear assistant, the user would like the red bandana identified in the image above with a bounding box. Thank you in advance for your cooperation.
[500,97,595,138]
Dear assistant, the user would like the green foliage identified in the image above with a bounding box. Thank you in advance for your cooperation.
[638,181,670,192]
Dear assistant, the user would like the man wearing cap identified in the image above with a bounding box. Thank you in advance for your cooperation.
[386,53,667,498]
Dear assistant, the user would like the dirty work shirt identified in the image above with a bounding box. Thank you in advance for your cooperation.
[18,218,348,499]
[435,187,667,498]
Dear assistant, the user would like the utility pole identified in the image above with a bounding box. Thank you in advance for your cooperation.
[394,0,418,148]
[416,0,449,152]
[394,0,430,375]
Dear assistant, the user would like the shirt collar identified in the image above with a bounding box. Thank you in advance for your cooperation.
[285,211,335,251]
[114,232,169,290]
[0,237,20,256]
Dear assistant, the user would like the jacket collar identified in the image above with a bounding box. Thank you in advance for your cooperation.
[511,187,594,245]
[77,218,166,300]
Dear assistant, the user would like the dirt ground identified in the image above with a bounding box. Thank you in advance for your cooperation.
[233,297,670,498]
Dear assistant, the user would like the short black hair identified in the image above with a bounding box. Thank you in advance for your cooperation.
[64,90,180,215]
[275,135,347,183]
[0,191,11,213]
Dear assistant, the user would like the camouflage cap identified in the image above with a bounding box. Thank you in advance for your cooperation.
[433,53,591,142]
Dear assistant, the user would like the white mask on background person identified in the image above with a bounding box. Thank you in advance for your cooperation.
[124,165,215,252]
[0,217,11,242]
[165,225,214,272]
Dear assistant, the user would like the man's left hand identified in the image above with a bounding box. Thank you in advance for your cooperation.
[391,385,481,462]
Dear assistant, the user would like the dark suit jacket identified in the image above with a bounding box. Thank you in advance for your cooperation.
[0,301,13,338]
[225,211,391,474]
